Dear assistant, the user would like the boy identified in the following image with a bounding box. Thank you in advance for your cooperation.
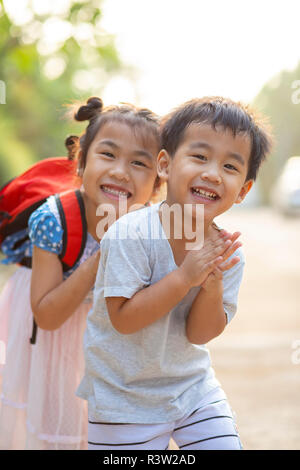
[77,96,272,450]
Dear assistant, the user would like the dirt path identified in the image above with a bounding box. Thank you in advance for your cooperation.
[208,207,300,450]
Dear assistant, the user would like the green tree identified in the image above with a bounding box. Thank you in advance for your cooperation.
[253,62,300,203]
[0,0,122,184]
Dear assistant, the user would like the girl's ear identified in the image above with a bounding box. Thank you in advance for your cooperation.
[157,149,171,182]
[236,179,254,204]
[77,150,84,177]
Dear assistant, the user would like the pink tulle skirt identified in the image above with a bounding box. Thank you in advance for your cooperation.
[0,267,90,450]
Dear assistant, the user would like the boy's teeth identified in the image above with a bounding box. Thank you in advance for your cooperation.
[102,186,130,197]
[192,188,218,199]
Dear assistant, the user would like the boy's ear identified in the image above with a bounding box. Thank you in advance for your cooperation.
[157,149,171,182]
[235,179,254,204]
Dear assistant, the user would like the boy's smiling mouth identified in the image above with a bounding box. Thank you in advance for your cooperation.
[100,184,132,199]
[190,186,220,202]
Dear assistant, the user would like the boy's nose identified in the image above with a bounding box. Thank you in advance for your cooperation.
[201,166,222,185]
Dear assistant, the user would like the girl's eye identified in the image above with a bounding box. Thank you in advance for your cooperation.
[225,163,238,171]
[102,152,115,158]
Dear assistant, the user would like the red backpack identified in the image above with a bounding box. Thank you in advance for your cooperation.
[0,156,87,271]
[0,156,88,344]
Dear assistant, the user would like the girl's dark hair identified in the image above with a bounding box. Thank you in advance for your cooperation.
[160,96,273,181]
[65,97,161,192]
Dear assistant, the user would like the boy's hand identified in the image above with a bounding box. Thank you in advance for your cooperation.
[201,231,242,291]
[178,232,234,288]
[201,266,223,292]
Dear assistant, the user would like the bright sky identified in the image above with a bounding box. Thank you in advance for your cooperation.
[3,0,300,115]
[101,0,300,114]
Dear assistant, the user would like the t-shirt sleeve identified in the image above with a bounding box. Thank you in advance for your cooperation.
[222,248,245,324]
[100,222,152,299]
[28,203,63,255]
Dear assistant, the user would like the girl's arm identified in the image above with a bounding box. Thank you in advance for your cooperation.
[30,246,100,330]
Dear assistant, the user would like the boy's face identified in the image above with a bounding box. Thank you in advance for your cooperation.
[157,123,253,223]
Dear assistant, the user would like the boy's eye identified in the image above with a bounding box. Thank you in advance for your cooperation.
[225,163,238,171]
[132,160,147,167]
[191,154,207,160]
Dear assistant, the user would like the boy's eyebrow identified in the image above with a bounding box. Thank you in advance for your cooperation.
[96,139,153,160]
[189,141,245,166]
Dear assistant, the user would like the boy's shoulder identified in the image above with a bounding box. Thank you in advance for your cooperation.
[101,202,160,243]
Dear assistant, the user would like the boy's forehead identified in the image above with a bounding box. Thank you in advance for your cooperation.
[180,123,252,160]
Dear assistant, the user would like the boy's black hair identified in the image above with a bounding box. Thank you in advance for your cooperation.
[160,96,273,181]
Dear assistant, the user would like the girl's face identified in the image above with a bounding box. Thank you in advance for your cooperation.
[81,120,158,217]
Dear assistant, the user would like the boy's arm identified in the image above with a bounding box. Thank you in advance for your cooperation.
[185,273,226,345]
[106,269,190,334]
[185,247,244,345]
[105,236,231,335]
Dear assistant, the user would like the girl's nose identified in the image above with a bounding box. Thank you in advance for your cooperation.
[108,162,130,182]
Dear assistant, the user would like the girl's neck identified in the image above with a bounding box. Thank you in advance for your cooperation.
[80,189,100,242]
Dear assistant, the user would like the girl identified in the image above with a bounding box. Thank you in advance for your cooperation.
[0,97,161,450]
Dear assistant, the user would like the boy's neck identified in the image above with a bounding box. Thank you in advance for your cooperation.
[159,200,215,255]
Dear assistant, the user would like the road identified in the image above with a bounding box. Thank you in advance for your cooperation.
[1,207,300,450]
[208,206,300,450]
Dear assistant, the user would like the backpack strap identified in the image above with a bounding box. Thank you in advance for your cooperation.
[55,189,87,272]
[30,189,87,345]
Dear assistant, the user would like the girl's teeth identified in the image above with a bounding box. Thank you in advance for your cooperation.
[102,186,129,197]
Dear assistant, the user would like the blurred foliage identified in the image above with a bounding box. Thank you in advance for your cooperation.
[252,62,300,204]
[0,0,122,185]
[1,0,300,206]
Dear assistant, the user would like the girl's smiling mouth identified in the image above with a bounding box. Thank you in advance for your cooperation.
[100,184,132,199]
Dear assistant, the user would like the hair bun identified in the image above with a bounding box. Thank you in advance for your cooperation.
[74,97,103,122]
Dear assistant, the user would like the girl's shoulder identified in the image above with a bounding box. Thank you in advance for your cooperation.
[28,196,63,255]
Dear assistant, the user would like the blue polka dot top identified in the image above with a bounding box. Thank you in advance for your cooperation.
[1,195,99,280]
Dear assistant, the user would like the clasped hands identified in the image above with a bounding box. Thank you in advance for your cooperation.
[178,228,242,292]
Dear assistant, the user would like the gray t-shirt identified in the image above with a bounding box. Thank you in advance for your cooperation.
[77,202,245,423]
